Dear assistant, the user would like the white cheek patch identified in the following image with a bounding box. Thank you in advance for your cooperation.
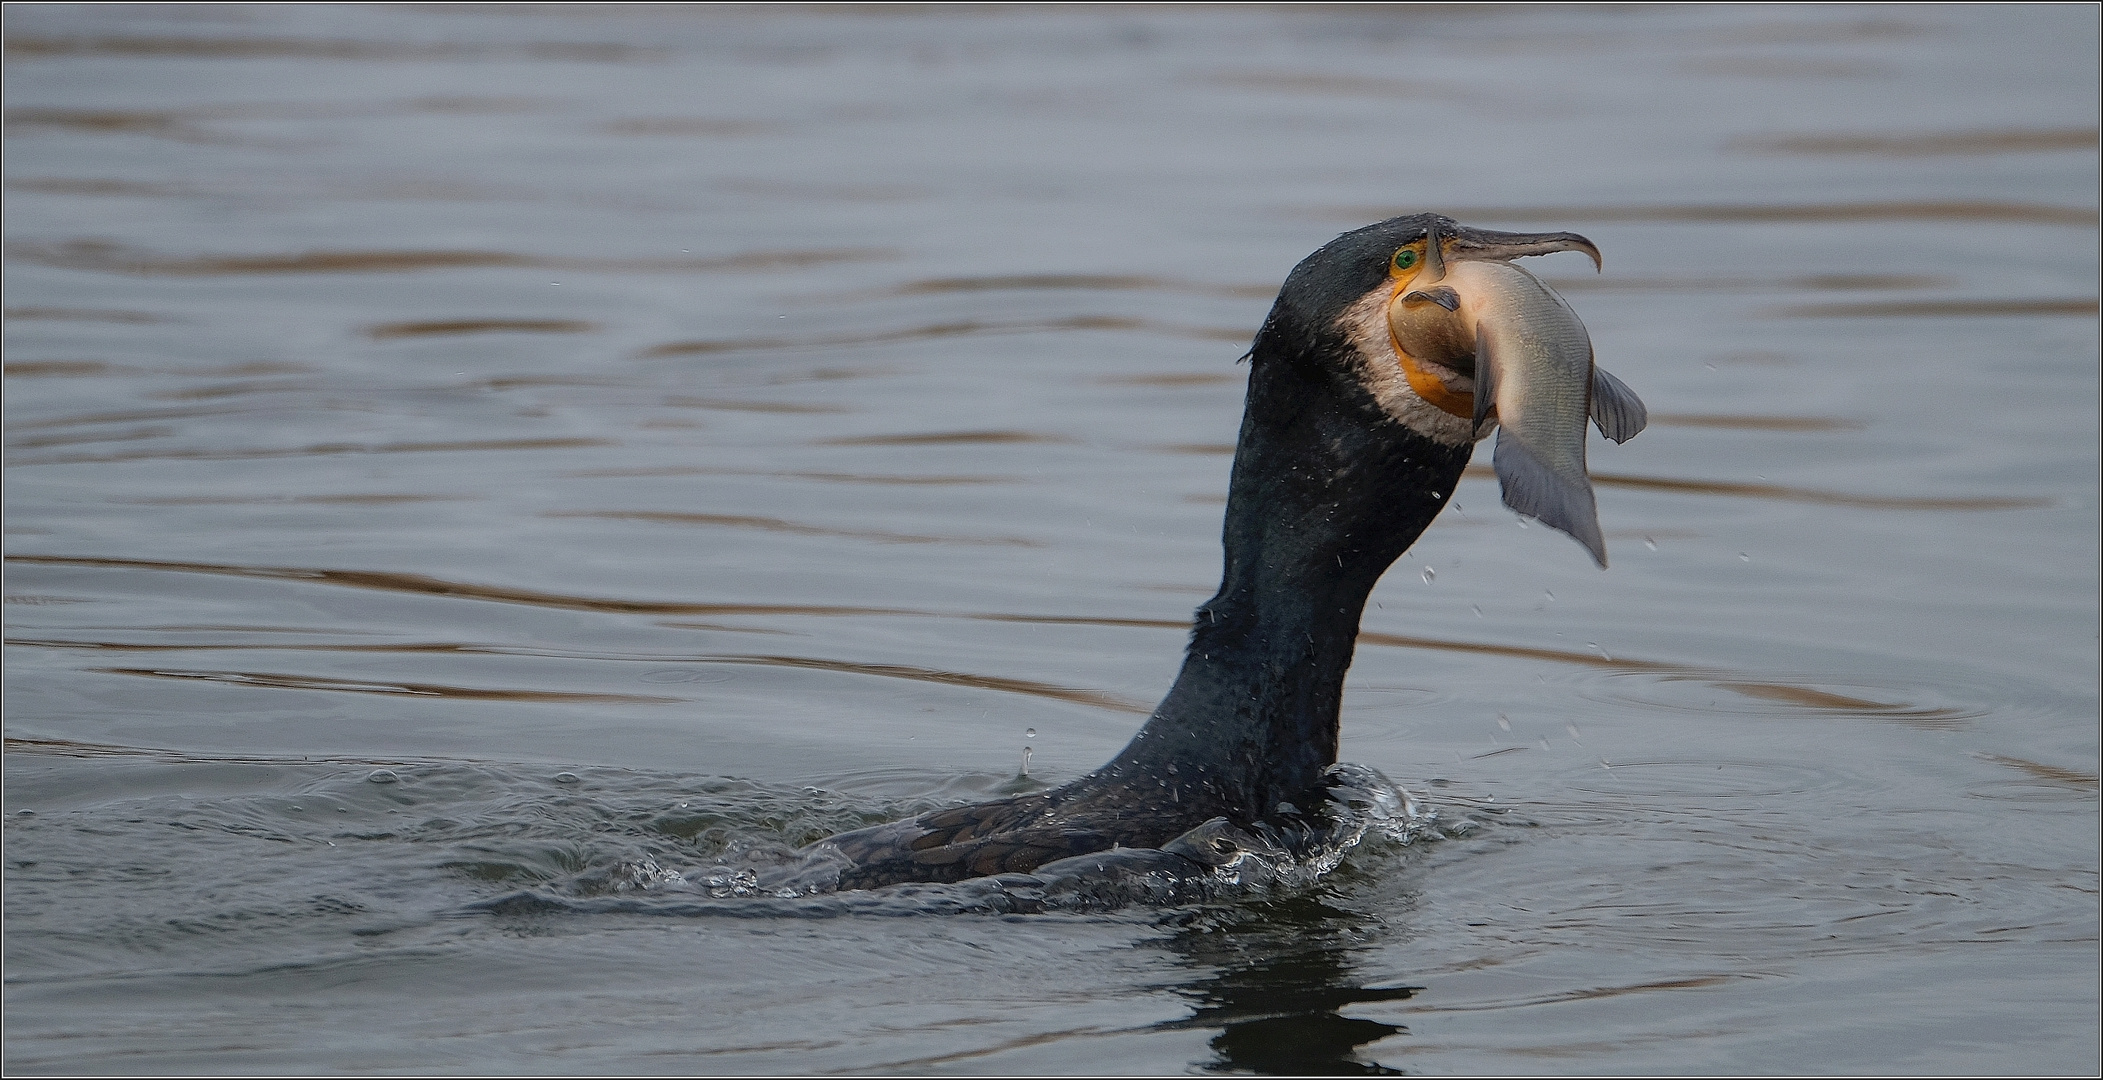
[1336,286,1486,448]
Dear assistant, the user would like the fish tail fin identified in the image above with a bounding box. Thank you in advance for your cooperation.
[1493,431,1608,567]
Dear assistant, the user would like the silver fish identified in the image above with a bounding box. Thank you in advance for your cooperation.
[1389,259,1646,567]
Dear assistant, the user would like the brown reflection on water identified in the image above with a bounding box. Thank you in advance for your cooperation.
[3,555,1977,726]
[1544,273,1954,293]
[1405,974,1751,1014]
[124,493,465,506]
[92,667,683,704]
[684,654,1149,714]
[662,397,851,415]
[816,430,1072,447]
[1357,631,1676,672]
[1341,201,2098,226]
[7,239,894,277]
[10,437,612,468]
[9,635,1150,716]
[1099,373,1241,388]
[1206,70,1451,98]
[1461,465,2050,511]
[1772,298,2100,318]
[3,306,178,324]
[638,316,1248,358]
[1735,128,2099,156]
[1,735,445,766]
[3,35,665,63]
[565,465,1017,485]
[867,273,1274,300]
[546,510,1039,547]
[1973,753,2100,789]
[600,117,774,137]
[365,319,598,339]
[3,554,927,617]
[1649,414,1860,431]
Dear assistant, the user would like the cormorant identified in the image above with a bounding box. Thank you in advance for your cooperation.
[813,214,1645,890]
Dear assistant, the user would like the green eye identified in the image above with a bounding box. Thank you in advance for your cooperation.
[1393,249,1417,270]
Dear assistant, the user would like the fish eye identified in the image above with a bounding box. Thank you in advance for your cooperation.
[1392,248,1418,271]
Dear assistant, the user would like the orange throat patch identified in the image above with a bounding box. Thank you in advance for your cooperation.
[1388,326,1475,420]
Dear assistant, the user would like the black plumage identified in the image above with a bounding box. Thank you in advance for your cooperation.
[816,215,1571,890]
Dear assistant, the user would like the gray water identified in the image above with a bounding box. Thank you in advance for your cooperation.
[4,4,2098,1074]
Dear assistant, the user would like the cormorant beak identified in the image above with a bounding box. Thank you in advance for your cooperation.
[1438,224,1602,274]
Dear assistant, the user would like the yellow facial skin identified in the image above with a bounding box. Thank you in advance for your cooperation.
[1382,240,1477,420]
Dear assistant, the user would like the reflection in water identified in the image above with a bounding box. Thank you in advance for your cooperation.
[1344,200,2098,226]
[638,315,1248,357]
[1774,298,2099,317]
[1733,127,2099,156]
[1156,896,1417,1075]
[5,238,893,276]
[364,318,597,338]
[3,34,665,63]
[867,273,1274,300]
[10,436,612,468]
[546,509,1039,547]
[1648,413,1860,431]
[92,666,682,704]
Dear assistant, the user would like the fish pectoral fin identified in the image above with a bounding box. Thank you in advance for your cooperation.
[1589,366,1648,444]
[1402,286,1461,312]
[1493,431,1609,568]
[1471,320,1497,437]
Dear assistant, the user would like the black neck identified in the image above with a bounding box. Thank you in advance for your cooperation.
[1092,336,1471,818]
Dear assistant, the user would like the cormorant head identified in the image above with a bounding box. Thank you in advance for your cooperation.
[1265,213,1601,448]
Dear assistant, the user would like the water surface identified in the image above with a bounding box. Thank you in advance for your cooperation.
[5,5,2098,1074]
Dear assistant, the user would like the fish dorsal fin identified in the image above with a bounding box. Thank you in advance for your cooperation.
[1589,366,1647,444]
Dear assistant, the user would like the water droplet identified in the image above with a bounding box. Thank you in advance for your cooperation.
[336,807,348,813]
[366,769,398,784]
[1516,519,1529,529]
[288,805,302,812]
[1543,589,1555,601]
[1567,724,1582,739]
[1025,728,1037,739]
[1739,552,1751,562]
[1644,536,1657,551]
[1020,745,1034,777]
[1496,714,1511,732]
[1471,604,1483,618]
[14,809,34,817]
[1421,566,1436,583]
[553,772,580,785]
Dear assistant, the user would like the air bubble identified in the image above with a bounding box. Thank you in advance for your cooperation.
[1496,714,1511,732]
[1739,552,1751,562]
[1543,589,1554,601]
[553,772,581,785]
[366,769,399,784]
[1025,728,1037,739]
[1644,537,1657,551]
[1421,567,1435,584]
[1471,604,1483,618]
